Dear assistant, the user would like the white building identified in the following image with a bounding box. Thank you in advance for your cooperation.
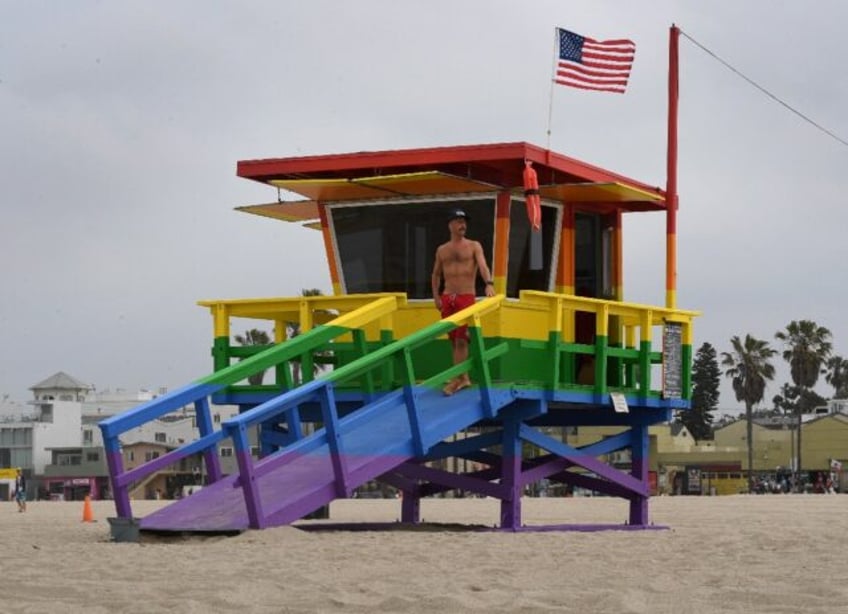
[0,372,87,474]
[1,371,246,500]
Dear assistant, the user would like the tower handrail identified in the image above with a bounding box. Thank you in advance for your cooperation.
[223,294,505,428]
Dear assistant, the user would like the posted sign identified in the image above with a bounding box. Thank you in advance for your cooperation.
[662,322,683,399]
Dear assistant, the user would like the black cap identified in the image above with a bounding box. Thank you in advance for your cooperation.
[448,208,469,222]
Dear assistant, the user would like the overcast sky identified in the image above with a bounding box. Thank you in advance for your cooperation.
[2,1,846,411]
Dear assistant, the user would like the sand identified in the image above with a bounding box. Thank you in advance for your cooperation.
[2,495,846,613]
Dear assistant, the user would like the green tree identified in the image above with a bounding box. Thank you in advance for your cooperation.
[774,320,832,476]
[679,342,720,440]
[721,334,777,492]
[773,383,827,417]
[233,328,272,385]
[772,382,800,416]
[825,355,848,399]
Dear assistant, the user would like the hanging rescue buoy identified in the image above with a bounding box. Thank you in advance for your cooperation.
[523,160,542,231]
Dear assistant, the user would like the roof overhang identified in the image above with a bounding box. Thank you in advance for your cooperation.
[236,142,668,217]
[268,171,501,201]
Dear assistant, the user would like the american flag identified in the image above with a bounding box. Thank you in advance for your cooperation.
[554,28,636,94]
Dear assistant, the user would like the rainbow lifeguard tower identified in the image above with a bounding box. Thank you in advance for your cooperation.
[100,141,697,533]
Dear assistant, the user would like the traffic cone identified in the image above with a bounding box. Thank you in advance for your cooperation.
[82,495,94,523]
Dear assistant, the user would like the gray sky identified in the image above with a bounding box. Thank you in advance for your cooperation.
[2,1,846,411]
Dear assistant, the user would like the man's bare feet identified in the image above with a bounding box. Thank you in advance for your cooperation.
[443,376,472,396]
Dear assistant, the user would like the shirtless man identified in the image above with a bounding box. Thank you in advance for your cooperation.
[431,208,495,395]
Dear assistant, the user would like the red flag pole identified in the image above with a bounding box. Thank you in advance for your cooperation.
[665,24,680,309]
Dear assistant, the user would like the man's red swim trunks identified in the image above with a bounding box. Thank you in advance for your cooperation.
[440,293,475,342]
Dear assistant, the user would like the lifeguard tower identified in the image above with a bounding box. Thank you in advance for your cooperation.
[100,141,697,533]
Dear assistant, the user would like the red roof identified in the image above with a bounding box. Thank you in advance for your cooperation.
[237,142,666,213]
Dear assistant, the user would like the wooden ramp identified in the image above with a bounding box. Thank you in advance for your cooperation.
[139,385,514,532]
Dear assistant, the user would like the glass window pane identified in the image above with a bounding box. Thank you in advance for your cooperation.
[331,198,495,299]
[507,201,559,298]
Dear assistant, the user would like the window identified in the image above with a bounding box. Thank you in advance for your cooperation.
[220,447,233,458]
[506,200,560,297]
[57,453,82,466]
[86,452,99,462]
[154,432,166,443]
[82,430,93,444]
[575,213,600,297]
[144,451,160,461]
[127,451,135,462]
[213,414,221,424]
[330,198,496,298]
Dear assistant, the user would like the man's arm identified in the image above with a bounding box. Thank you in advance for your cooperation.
[474,242,496,297]
[431,248,443,310]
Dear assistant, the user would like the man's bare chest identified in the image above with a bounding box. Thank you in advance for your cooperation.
[444,248,473,265]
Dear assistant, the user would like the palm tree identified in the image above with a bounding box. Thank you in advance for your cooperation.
[825,355,848,399]
[233,328,272,385]
[721,334,777,493]
[774,320,832,480]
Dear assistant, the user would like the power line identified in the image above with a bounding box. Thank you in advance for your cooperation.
[679,28,848,149]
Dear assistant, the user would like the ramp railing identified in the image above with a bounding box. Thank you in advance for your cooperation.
[99,295,403,519]
[99,294,508,524]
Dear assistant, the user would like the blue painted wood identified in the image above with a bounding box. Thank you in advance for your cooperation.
[139,385,511,532]
[99,382,221,438]
[195,397,222,483]
[400,349,425,456]
[318,385,349,498]
[629,424,650,525]
[519,424,647,496]
[425,430,502,460]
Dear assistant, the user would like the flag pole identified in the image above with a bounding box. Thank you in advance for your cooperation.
[545,27,559,150]
[665,24,680,309]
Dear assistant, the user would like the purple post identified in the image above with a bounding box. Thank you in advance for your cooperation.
[629,424,649,525]
[401,489,420,523]
[105,442,131,518]
[499,421,522,530]
[230,422,266,529]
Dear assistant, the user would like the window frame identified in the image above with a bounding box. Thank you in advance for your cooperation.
[326,195,498,299]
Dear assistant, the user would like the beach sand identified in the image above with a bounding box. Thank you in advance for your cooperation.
[2,495,846,613]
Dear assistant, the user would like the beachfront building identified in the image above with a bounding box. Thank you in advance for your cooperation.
[558,414,848,495]
[0,372,87,500]
[802,413,848,488]
[712,417,794,471]
[1,371,252,501]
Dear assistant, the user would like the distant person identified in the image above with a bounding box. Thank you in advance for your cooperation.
[431,208,495,395]
[13,468,27,512]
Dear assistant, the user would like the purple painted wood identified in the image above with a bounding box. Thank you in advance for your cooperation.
[629,424,650,526]
[499,420,522,530]
[140,385,503,532]
[105,449,131,518]
[299,522,668,533]
[230,421,265,529]
[400,489,420,523]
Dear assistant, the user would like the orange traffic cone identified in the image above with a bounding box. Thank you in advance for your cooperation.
[82,495,94,523]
